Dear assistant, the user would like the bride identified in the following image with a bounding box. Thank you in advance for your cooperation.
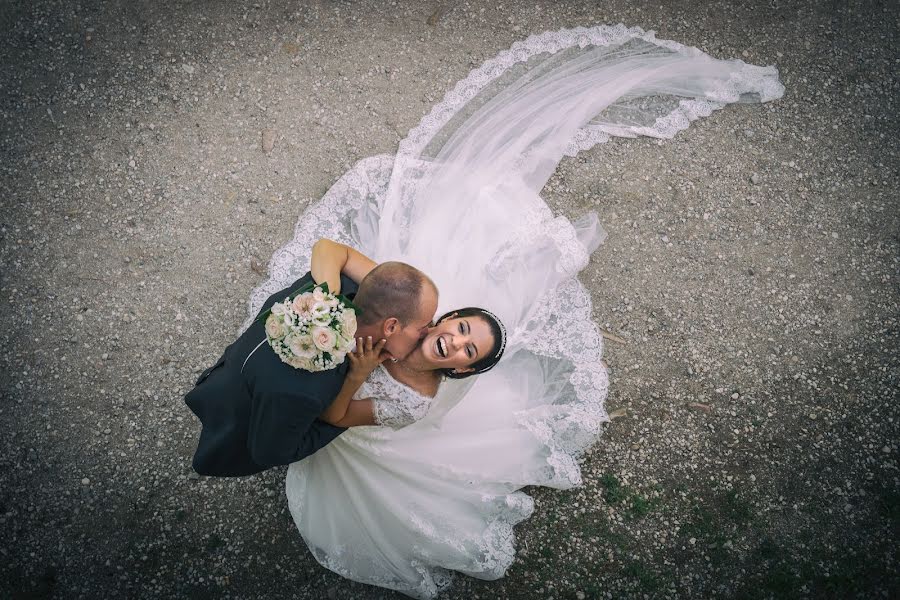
[241,24,784,599]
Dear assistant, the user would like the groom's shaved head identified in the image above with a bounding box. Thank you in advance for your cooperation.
[355,262,437,327]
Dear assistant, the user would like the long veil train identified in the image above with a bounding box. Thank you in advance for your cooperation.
[240,24,783,599]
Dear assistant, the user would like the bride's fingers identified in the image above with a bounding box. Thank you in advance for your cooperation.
[365,335,373,353]
[374,338,388,362]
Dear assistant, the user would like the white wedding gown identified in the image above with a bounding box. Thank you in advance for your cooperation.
[240,25,784,599]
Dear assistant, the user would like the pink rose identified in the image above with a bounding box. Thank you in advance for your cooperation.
[311,326,337,351]
[291,293,316,318]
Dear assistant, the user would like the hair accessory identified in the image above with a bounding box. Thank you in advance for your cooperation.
[481,308,507,361]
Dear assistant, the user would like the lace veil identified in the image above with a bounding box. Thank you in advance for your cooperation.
[241,25,783,598]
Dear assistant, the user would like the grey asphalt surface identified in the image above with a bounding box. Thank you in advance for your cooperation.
[1,1,897,599]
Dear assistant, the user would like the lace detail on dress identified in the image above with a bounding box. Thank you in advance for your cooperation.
[361,366,433,429]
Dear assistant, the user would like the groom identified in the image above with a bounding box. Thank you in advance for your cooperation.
[185,262,439,477]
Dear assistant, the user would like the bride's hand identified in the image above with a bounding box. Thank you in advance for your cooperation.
[347,336,387,383]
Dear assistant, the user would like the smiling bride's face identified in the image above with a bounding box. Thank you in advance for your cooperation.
[419,315,496,373]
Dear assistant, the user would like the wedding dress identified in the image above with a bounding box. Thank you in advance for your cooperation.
[241,25,783,599]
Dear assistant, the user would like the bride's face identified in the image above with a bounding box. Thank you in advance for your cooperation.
[420,315,495,373]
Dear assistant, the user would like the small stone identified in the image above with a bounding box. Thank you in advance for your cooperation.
[809,413,817,420]
[750,173,761,185]
[128,159,136,169]
[731,392,740,400]
[250,258,266,275]
[576,592,586,600]
[81,478,90,485]
[261,129,276,153]
[101,353,109,360]
[883,446,891,454]
[689,537,697,545]
[182,63,195,74]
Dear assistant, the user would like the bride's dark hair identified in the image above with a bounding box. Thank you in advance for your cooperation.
[435,307,506,379]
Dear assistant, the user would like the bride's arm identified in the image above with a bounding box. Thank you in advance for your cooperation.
[319,336,386,427]
[323,398,378,428]
[310,238,378,294]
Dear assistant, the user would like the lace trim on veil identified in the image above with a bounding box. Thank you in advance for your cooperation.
[396,24,783,161]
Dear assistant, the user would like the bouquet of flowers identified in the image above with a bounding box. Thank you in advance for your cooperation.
[257,281,359,372]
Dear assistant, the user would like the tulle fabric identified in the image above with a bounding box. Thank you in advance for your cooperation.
[238,24,783,599]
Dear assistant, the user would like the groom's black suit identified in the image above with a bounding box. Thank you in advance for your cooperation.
[185,272,356,477]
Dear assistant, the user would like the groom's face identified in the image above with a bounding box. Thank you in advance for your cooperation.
[385,284,438,361]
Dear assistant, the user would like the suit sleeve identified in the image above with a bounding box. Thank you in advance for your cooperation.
[246,388,346,467]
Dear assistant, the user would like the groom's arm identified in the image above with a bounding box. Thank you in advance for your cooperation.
[247,390,346,467]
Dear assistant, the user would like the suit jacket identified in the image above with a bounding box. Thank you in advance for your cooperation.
[185,273,358,476]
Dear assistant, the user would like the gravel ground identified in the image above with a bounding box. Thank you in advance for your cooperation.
[1,1,897,599]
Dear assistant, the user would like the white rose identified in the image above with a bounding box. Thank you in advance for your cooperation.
[336,332,354,353]
[312,287,326,302]
[287,355,312,370]
[271,302,287,316]
[340,309,358,337]
[286,333,317,358]
[311,326,338,351]
[265,314,285,340]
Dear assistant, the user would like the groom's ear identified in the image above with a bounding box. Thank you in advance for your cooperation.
[382,317,400,337]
